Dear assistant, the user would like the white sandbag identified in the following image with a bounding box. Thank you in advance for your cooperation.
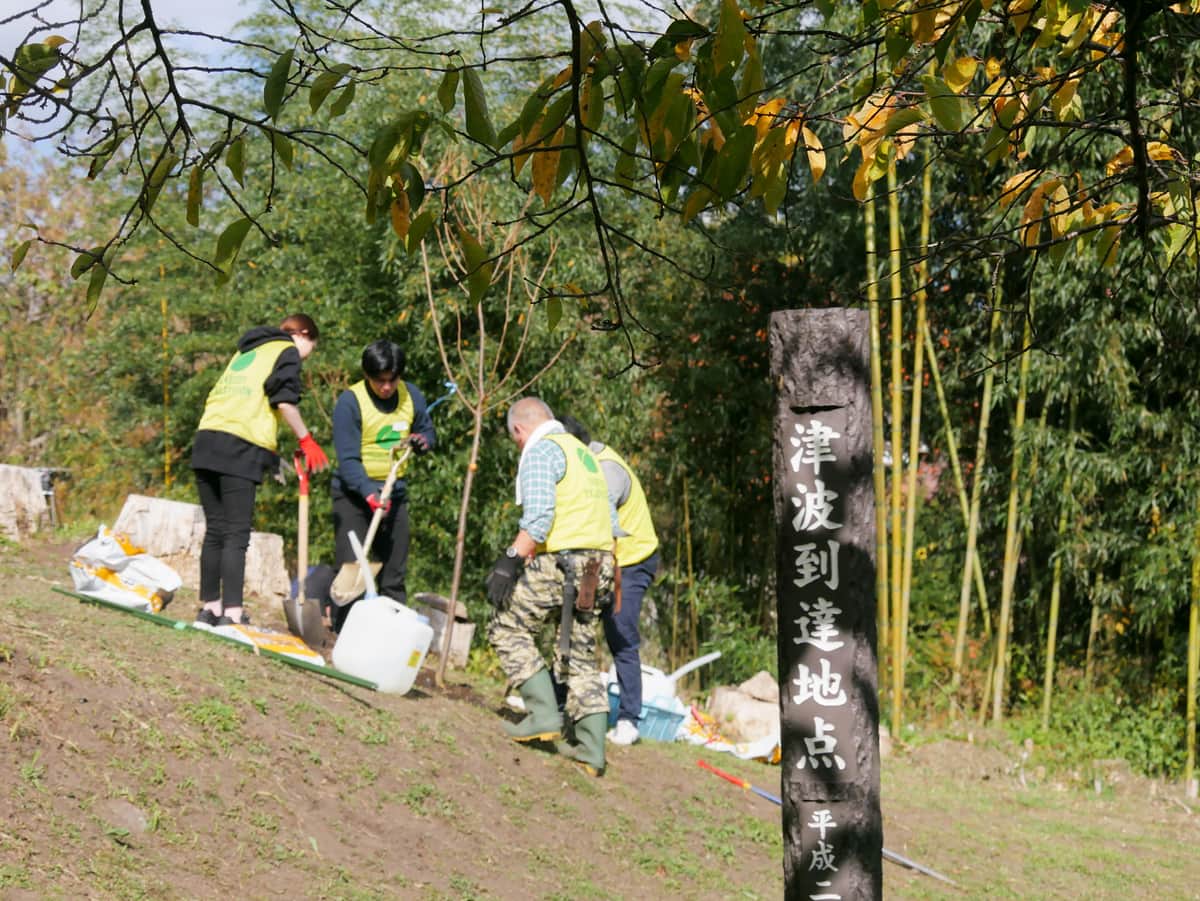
[69,526,182,613]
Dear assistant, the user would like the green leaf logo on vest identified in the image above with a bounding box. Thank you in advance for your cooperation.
[230,350,256,371]
[375,424,404,448]
[576,447,599,473]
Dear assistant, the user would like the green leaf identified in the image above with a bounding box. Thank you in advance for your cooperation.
[462,68,497,148]
[815,0,835,19]
[516,80,552,137]
[269,130,294,169]
[86,248,114,306]
[922,75,964,132]
[437,68,460,115]
[263,49,294,121]
[71,247,103,279]
[885,29,912,67]
[309,63,350,114]
[214,218,253,284]
[329,81,355,117]
[614,131,638,186]
[712,0,747,76]
[406,210,435,254]
[880,107,925,139]
[140,152,178,214]
[456,226,493,304]
[10,239,31,273]
[396,162,425,213]
[226,137,246,187]
[716,126,755,200]
[546,295,562,331]
[88,133,124,180]
[186,166,203,226]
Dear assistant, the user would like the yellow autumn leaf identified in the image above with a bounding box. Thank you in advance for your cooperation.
[985,57,1002,80]
[999,169,1041,209]
[531,128,563,205]
[943,56,979,94]
[1051,78,1079,120]
[1106,141,1176,177]
[1009,0,1037,35]
[747,97,786,141]
[1048,183,1071,238]
[801,125,825,182]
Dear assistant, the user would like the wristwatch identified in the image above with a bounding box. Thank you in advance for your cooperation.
[505,546,520,559]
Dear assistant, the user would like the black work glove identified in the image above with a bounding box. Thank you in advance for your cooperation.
[485,551,521,610]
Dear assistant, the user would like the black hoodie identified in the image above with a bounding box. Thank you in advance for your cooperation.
[190,326,303,482]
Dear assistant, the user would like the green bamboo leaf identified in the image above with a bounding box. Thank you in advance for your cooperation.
[309,63,350,114]
[456,225,493,304]
[11,239,32,273]
[437,68,460,115]
[226,137,245,187]
[329,81,355,117]
[406,210,435,254]
[462,68,497,148]
[263,49,294,121]
[186,166,203,226]
[214,218,253,284]
[269,130,294,169]
[546,295,562,331]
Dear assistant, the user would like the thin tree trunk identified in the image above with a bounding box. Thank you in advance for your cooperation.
[671,515,682,672]
[896,163,931,733]
[923,324,989,623]
[1086,572,1104,686]
[953,292,1002,688]
[1187,490,1200,796]
[887,162,905,734]
[1041,395,1076,729]
[992,302,1034,724]
[866,187,889,655]
[683,473,698,683]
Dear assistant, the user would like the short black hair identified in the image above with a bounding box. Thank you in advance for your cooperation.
[559,414,590,446]
[361,339,405,379]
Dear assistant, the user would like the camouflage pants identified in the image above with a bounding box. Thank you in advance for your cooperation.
[488,550,615,720]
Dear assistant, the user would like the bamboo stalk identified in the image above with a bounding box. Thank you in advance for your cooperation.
[923,324,989,619]
[887,161,905,734]
[683,473,699,683]
[866,186,889,654]
[1186,490,1200,796]
[896,162,931,733]
[992,300,1034,724]
[672,513,682,672]
[953,283,1002,688]
[1042,395,1077,729]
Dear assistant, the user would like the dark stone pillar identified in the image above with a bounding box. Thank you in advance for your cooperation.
[770,309,882,900]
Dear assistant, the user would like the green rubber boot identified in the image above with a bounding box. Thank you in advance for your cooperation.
[557,712,607,777]
[503,670,564,743]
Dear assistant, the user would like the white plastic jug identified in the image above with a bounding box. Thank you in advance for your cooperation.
[332,597,433,694]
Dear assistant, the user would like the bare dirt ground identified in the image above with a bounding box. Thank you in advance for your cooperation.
[1,535,1198,900]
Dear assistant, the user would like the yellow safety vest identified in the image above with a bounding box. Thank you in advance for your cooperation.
[539,433,613,553]
[594,444,659,566]
[350,381,415,479]
[196,340,292,451]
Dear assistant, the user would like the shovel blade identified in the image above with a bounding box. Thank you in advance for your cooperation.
[283,595,331,651]
[330,561,382,606]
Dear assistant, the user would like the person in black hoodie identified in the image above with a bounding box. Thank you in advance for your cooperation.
[191,313,329,628]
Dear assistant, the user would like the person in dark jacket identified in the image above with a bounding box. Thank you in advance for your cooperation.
[191,313,329,628]
[328,339,435,629]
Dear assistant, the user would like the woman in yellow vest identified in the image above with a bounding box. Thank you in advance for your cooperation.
[561,416,661,746]
[191,313,329,629]
[328,340,436,630]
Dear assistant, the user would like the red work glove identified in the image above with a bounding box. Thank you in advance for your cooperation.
[298,433,329,473]
[366,493,391,514]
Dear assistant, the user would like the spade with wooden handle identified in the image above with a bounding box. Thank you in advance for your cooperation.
[283,451,327,649]
[329,444,412,605]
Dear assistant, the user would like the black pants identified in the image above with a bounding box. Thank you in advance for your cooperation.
[332,493,410,606]
[195,469,258,608]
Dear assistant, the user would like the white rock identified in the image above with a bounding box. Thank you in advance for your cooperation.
[738,670,780,704]
[0,464,50,540]
[707,685,780,743]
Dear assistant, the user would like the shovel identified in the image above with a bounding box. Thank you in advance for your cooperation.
[329,444,412,605]
[283,451,327,649]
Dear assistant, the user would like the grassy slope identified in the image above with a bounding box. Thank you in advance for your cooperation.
[1,535,1198,900]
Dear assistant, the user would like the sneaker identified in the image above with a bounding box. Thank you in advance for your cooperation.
[193,608,221,630]
[216,611,251,628]
[606,719,640,746]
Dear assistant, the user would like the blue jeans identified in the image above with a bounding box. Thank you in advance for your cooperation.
[603,551,660,724]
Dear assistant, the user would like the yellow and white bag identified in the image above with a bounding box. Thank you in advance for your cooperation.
[69,526,182,613]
